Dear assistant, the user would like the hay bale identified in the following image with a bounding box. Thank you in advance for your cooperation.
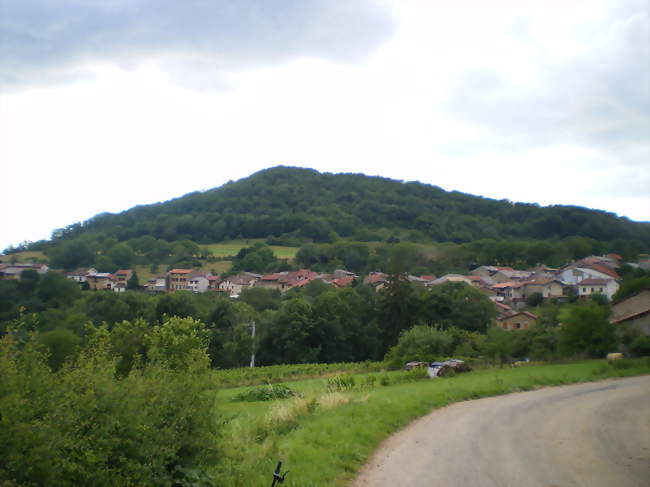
[606,352,623,363]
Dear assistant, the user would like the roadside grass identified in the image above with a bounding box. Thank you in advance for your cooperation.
[213,358,650,486]
[213,361,386,388]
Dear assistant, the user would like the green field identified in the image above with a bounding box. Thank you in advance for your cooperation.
[201,239,299,259]
[213,359,650,486]
[0,250,47,264]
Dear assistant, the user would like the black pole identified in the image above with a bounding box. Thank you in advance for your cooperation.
[270,461,288,487]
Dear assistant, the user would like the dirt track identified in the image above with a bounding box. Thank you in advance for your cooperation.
[352,375,650,487]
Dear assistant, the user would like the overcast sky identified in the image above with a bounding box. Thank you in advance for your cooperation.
[1,0,648,251]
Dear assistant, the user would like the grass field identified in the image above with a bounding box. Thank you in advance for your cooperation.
[212,359,650,486]
[201,239,299,259]
[0,250,47,263]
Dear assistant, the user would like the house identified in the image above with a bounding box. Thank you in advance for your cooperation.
[497,311,537,331]
[188,272,211,293]
[610,289,650,336]
[257,273,284,291]
[558,266,616,286]
[577,278,619,299]
[207,275,221,290]
[470,266,513,280]
[146,276,167,293]
[113,269,133,291]
[464,275,491,288]
[331,275,355,288]
[277,269,317,292]
[219,272,261,296]
[167,269,193,291]
[576,256,621,273]
[364,272,389,291]
[0,263,49,280]
[494,301,515,320]
[67,268,97,283]
[86,272,113,290]
[426,274,473,287]
[333,269,356,280]
[491,269,533,284]
[491,281,526,309]
[522,279,565,300]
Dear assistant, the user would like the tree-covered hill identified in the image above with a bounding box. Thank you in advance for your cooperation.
[43,166,649,246]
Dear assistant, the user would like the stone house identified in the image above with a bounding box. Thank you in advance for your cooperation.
[167,269,193,291]
[611,289,650,336]
[497,311,538,331]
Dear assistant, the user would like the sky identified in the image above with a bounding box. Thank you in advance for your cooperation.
[1,0,648,251]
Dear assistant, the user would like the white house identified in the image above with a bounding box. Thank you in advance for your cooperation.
[188,272,211,293]
[577,278,619,299]
[559,266,613,285]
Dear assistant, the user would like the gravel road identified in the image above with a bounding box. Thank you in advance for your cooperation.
[352,375,650,487]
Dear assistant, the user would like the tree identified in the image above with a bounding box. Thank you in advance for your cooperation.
[558,301,617,358]
[93,255,116,273]
[126,271,139,290]
[481,327,516,366]
[47,240,95,270]
[612,277,650,304]
[238,287,281,312]
[35,329,81,370]
[36,272,81,308]
[146,316,210,370]
[107,243,135,269]
[83,292,132,326]
[385,325,453,368]
[526,292,544,307]
[154,292,198,322]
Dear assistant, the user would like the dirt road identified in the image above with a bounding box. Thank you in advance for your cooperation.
[352,375,650,487]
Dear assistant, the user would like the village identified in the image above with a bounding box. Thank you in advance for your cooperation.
[2,252,648,335]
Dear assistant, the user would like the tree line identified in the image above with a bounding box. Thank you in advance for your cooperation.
[9,166,649,258]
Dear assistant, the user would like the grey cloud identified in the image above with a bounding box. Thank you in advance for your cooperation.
[0,0,395,90]
[445,2,649,152]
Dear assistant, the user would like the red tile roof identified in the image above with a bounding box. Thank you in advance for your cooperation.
[169,269,193,274]
[587,263,619,279]
[332,276,355,288]
[491,281,523,289]
[261,273,282,281]
[497,311,537,321]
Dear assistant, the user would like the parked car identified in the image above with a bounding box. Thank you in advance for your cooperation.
[427,359,471,378]
[404,361,428,371]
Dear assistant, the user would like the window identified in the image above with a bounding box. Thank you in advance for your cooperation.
[515,323,521,329]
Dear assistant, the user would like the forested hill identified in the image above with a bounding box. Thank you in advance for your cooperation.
[39,166,650,247]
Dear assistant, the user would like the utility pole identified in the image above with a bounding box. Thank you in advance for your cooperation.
[249,321,256,368]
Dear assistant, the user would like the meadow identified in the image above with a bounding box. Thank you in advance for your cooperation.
[212,358,650,486]
[200,239,299,260]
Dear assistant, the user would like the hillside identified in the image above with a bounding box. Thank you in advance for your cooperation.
[35,166,650,248]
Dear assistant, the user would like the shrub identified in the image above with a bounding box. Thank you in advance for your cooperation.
[326,374,356,392]
[0,325,220,487]
[232,383,300,402]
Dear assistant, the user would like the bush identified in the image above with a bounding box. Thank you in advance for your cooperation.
[629,335,650,357]
[232,383,300,402]
[327,374,356,392]
[0,325,220,486]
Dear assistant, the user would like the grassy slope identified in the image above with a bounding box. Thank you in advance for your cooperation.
[200,239,299,259]
[213,359,650,486]
[0,251,47,263]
